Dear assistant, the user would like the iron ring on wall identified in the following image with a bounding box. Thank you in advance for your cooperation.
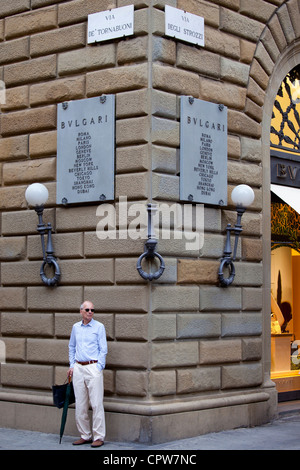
[136,251,165,281]
[218,258,235,287]
[40,259,61,286]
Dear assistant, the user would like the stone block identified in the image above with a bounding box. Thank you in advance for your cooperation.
[152,173,179,201]
[152,63,199,96]
[242,337,262,361]
[220,57,250,86]
[240,0,276,23]
[27,338,69,364]
[199,77,246,110]
[4,55,57,86]
[0,135,28,161]
[177,366,221,393]
[228,109,261,138]
[0,236,26,260]
[0,185,29,210]
[152,36,176,64]
[84,231,145,258]
[107,342,148,368]
[87,63,148,96]
[150,370,176,396]
[227,160,262,188]
[221,313,262,337]
[0,287,26,310]
[2,208,54,235]
[2,337,26,362]
[0,37,29,65]
[222,210,262,236]
[0,1,30,18]
[220,7,264,41]
[233,262,263,286]
[151,314,176,340]
[28,286,83,311]
[117,36,148,64]
[5,5,57,39]
[58,43,115,75]
[1,105,56,136]
[242,287,263,311]
[152,341,199,368]
[268,13,287,52]
[242,238,263,261]
[84,286,149,312]
[181,42,222,77]
[29,131,57,157]
[241,136,262,162]
[56,205,99,232]
[30,76,85,106]
[116,144,149,173]
[3,157,56,185]
[152,285,199,311]
[115,257,146,285]
[178,0,219,27]
[221,363,263,389]
[199,339,242,364]
[204,27,240,60]
[116,118,149,146]
[116,370,148,396]
[151,145,177,174]
[30,23,86,57]
[2,85,29,112]
[260,26,280,62]
[199,286,241,311]
[151,116,179,147]
[1,312,53,336]
[1,363,53,389]
[178,259,219,284]
[58,259,114,285]
[177,313,221,338]
[58,0,116,26]
[116,89,148,118]
[115,314,148,340]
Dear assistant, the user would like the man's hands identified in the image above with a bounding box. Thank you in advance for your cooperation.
[68,367,73,378]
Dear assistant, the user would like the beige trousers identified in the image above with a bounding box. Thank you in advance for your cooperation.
[73,362,105,441]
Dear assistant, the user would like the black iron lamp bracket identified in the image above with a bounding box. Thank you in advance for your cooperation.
[35,205,61,287]
[136,204,165,281]
[218,206,245,287]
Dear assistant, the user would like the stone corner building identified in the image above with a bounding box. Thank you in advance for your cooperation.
[0,0,298,444]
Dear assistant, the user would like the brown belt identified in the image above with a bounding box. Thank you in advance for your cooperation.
[76,360,98,366]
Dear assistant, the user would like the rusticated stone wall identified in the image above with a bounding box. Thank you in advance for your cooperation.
[0,0,298,442]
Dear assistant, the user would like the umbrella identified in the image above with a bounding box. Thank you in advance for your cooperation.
[59,376,74,444]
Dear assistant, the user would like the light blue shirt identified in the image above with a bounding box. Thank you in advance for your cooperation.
[69,318,107,371]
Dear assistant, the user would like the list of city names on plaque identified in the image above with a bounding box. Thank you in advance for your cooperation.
[197,133,216,196]
[71,130,98,195]
[180,97,228,205]
[56,96,115,205]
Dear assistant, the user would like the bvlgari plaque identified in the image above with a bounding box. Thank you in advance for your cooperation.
[56,95,115,205]
[180,96,227,205]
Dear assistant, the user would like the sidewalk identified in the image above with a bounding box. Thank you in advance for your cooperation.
[1,402,300,451]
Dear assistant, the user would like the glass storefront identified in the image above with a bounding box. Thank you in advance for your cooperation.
[270,65,300,401]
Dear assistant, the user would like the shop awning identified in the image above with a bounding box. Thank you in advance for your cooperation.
[271,184,300,214]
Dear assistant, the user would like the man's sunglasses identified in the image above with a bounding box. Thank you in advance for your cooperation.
[83,308,94,312]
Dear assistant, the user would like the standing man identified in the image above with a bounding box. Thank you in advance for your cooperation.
[68,300,107,448]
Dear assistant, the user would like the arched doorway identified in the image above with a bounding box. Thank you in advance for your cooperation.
[258,34,300,406]
[269,65,300,401]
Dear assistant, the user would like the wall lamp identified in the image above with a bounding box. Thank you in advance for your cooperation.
[137,203,165,281]
[25,183,61,287]
[218,184,255,287]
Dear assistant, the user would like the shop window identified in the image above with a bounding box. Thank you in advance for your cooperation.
[270,65,300,401]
